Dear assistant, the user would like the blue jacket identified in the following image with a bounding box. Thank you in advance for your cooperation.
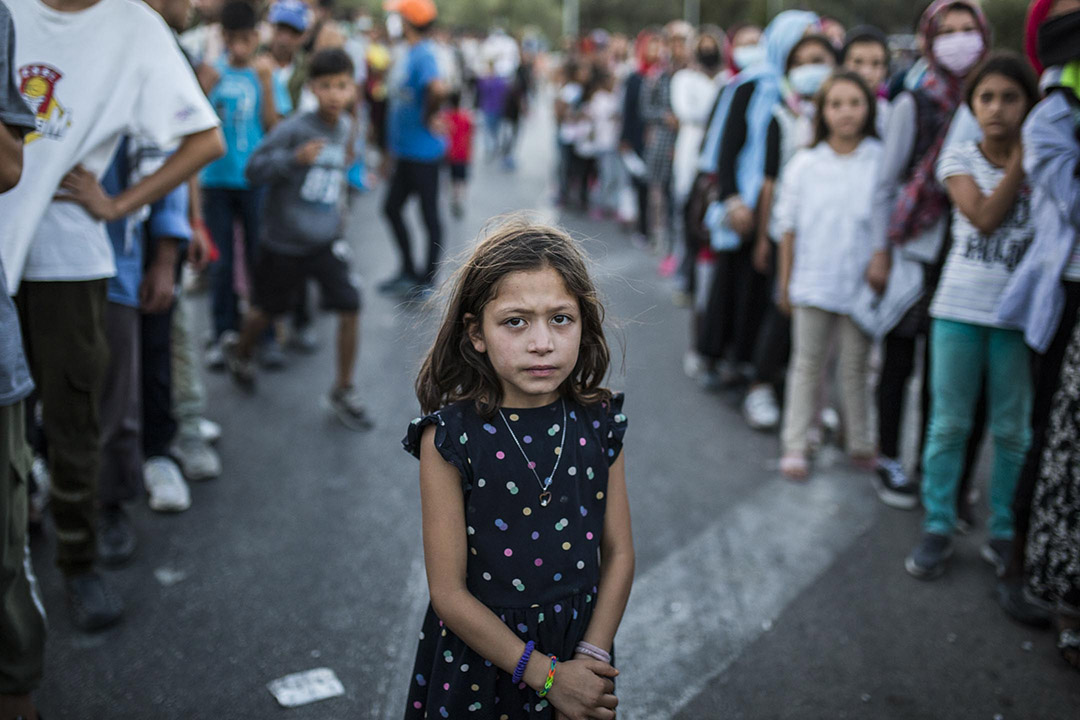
[996,90,1080,353]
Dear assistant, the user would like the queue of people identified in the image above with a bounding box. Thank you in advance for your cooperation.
[551,0,1080,677]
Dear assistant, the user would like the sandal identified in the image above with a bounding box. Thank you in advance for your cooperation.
[1058,627,1080,671]
[780,453,809,481]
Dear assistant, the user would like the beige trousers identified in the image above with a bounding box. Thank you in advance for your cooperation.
[781,306,873,456]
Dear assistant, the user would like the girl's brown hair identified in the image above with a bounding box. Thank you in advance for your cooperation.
[811,69,878,147]
[415,217,612,417]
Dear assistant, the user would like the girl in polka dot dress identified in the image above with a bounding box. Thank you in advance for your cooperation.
[402,219,634,720]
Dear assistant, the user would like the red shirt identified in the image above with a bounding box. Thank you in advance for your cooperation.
[446,109,473,164]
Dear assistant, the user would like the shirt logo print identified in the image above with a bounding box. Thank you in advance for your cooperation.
[18,63,72,143]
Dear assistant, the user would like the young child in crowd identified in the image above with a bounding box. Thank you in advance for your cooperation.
[776,71,882,480]
[444,90,474,218]
[906,52,1040,579]
[202,0,292,369]
[841,26,892,135]
[402,219,634,719]
[223,49,372,431]
[580,68,622,219]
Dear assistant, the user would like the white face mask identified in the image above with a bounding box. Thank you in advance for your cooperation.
[788,63,832,97]
[932,31,984,76]
[733,44,766,70]
[386,12,403,40]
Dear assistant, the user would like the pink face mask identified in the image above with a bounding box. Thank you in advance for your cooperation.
[932,30,984,76]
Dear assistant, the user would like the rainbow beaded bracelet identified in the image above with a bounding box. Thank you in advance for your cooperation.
[512,640,535,685]
[537,656,557,698]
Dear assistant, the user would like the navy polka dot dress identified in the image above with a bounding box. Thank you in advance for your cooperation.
[402,393,627,719]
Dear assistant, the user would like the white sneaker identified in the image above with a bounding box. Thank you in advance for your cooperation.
[143,456,191,513]
[683,351,704,379]
[205,340,226,371]
[197,417,222,444]
[170,437,222,481]
[743,385,781,431]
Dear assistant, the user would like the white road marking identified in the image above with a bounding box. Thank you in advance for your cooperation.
[616,469,878,719]
[376,555,431,720]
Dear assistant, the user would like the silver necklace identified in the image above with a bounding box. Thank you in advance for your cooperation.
[498,399,567,508]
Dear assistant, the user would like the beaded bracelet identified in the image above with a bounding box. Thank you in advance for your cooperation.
[574,641,612,665]
[512,640,535,685]
[537,655,557,698]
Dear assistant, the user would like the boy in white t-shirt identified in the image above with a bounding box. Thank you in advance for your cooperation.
[0,0,223,633]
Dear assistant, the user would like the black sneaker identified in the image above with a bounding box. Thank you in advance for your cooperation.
[981,538,1011,576]
[905,532,954,580]
[996,578,1051,628]
[327,387,375,431]
[872,456,919,510]
[64,570,123,632]
[97,506,136,567]
[221,331,256,392]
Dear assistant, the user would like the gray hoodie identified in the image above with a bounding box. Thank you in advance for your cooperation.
[246,111,351,255]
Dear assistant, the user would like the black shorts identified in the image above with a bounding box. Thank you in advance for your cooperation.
[449,162,469,181]
[253,242,361,317]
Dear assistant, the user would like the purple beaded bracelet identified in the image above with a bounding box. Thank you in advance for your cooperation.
[512,640,535,684]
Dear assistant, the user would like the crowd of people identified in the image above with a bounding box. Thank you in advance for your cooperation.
[548,0,1080,683]
[1,0,1079,717]
[0,0,539,716]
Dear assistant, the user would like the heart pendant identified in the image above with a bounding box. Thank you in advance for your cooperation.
[539,491,552,507]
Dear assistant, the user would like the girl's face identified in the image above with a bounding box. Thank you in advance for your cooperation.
[971,73,1029,141]
[845,41,888,90]
[938,7,979,36]
[789,40,835,70]
[468,267,583,409]
[822,79,869,142]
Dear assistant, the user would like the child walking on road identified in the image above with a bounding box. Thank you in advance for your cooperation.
[776,71,882,480]
[223,49,372,431]
[403,219,635,719]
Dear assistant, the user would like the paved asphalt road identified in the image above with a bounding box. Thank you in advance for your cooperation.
[31,101,1080,720]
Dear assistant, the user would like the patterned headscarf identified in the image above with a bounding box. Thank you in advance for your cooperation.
[887,0,990,246]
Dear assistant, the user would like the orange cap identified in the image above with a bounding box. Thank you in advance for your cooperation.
[384,0,437,27]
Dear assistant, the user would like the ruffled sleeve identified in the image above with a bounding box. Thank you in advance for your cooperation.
[603,393,628,466]
[402,409,470,480]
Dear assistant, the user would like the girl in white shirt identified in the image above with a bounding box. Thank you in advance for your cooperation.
[776,71,883,480]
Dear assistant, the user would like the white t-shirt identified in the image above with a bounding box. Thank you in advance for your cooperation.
[931,141,1034,328]
[775,138,883,315]
[0,0,218,291]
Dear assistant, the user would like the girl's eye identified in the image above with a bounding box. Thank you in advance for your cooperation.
[505,318,525,328]
[551,314,573,326]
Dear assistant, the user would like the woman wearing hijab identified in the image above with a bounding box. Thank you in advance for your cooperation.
[854,0,991,524]
[693,9,819,391]
[997,0,1080,670]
